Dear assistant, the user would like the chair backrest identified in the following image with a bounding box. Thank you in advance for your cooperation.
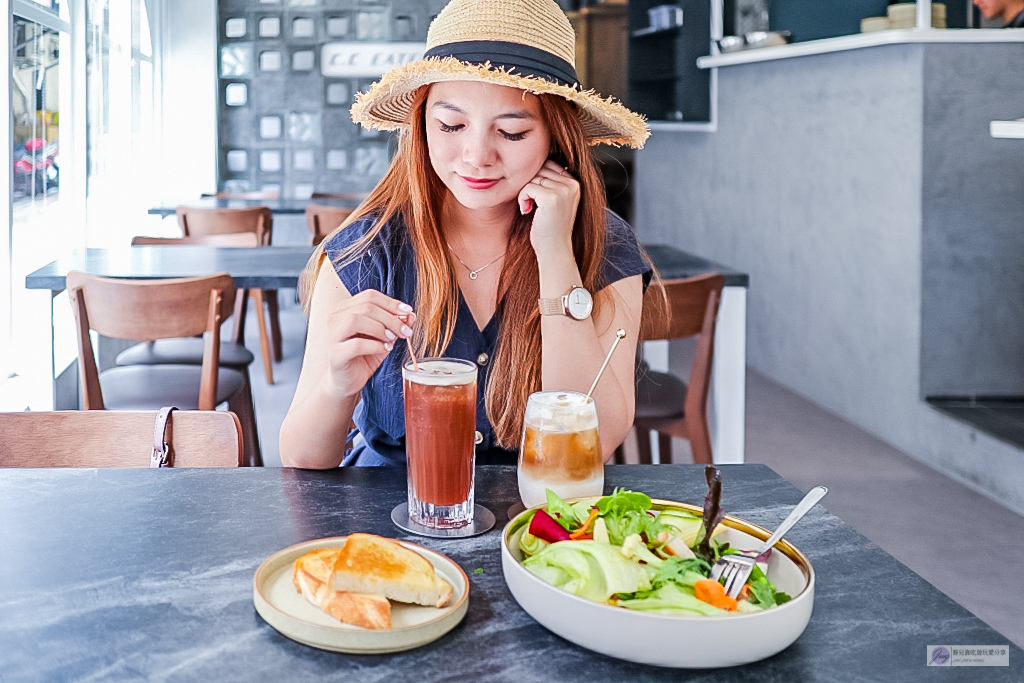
[640,273,725,419]
[176,206,273,245]
[132,233,260,247]
[66,271,236,410]
[0,411,243,467]
[305,204,354,246]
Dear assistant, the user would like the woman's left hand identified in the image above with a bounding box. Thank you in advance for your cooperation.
[519,159,580,254]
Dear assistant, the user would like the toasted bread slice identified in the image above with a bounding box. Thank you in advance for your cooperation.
[292,548,340,587]
[329,533,453,608]
[293,549,391,630]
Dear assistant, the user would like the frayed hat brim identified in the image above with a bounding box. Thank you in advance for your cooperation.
[350,57,650,149]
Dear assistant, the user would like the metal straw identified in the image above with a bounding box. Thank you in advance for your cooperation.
[585,329,627,403]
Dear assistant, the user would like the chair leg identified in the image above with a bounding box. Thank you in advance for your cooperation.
[688,415,713,464]
[635,422,653,465]
[231,288,248,345]
[250,289,274,385]
[228,369,263,467]
[266,289,283,362]
[658,432,673,464]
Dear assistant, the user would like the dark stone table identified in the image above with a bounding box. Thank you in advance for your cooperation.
[24,245,315,291]
[644,243,749,287]
[0,465,1017,681]
[148,197,363,217]
[23,244,746,292]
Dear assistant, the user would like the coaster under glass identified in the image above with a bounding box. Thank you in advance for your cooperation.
[391,503,496,539]
[507,501,526,519]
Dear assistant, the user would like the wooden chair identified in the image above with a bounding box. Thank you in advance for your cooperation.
[176,206,282,383]
[305,203,354,246]
[128,234,272,384]
[0,411,243,467]
[614,273,725,465]
[66,271,262,467]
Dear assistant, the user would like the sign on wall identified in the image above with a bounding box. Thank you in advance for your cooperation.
[321,42,426,78]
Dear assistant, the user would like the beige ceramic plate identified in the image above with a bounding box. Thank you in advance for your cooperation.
[253,536,469,653]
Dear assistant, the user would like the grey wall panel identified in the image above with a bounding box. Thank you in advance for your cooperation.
[636,45,924,440]
[216,0,449,198]
[634,42,1024,514]
[920,43,1024,396]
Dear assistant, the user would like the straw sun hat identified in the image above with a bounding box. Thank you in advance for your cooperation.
[350,0,649,149]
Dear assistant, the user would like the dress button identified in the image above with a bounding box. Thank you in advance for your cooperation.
[476,353,489,366]
[474,431,484,445]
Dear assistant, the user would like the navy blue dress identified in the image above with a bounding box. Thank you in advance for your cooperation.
[323,209,652,467]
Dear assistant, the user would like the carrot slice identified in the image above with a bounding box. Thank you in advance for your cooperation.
[694,578,738,611]
[569,507,599,540]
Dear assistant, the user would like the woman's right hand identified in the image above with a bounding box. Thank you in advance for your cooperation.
[323,289,416,399]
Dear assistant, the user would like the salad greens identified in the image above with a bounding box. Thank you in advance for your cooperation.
[520,466,793,616]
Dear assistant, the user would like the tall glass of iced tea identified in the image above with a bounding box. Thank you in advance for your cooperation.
[403,358,478,528]
[518,391,604,508]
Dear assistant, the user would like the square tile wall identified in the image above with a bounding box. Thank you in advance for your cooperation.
[218,0,449,199]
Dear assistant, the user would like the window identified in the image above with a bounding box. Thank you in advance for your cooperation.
[3,5,74,409]
[2,0,160,410]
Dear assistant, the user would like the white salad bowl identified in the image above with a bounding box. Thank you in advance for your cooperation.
[501,499,815,669]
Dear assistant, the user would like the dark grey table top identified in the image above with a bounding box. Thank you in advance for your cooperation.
[25,244,747,293]
[644,244,749,287]
[148,197,363,216]
[24,246,315,291]
[0,465,1016,681]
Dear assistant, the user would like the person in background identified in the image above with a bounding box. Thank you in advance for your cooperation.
[280,0,655,469]
[974,0,1024,27]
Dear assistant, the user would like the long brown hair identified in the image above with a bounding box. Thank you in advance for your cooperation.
[306,85,615,448]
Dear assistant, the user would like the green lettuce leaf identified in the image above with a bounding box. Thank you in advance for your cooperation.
[594,488,667,546]
[745,564,791,607]
[617,583,729,616]
[519,529,549,558]
[650,556,711,589]
[545,489,581,531]
[523,540,653,602]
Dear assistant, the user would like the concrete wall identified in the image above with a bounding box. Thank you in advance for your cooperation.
[920,43,1024,396]
[634,42,1024,515]
[636,44,924,429]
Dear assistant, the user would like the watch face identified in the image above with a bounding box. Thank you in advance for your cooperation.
[566,287,593,320]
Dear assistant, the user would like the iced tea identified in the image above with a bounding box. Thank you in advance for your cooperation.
[518,391,603,507]
[403,358,478,528]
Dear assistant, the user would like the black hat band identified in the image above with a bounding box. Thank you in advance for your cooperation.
[424,40,578,88]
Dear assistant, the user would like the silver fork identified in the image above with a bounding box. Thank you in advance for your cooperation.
[710,486,828,599]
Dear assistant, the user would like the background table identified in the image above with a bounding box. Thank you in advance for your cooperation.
[0,464,1017,681]
[24,245,313,291]
[24,245,748,463]
[148,197,364,217]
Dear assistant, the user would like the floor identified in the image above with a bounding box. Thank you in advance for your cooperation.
[928,396,1024,449]
[251,296,1024,650]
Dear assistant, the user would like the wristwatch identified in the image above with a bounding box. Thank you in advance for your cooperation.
[539,285,593,321]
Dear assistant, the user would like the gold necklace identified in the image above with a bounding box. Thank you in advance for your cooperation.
[447,243,506,280]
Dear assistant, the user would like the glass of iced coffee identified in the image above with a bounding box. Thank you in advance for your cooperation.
[518,391,604,508]
[403,358,478,528]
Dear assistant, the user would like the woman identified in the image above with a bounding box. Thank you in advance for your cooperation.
[280,0,653,468]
